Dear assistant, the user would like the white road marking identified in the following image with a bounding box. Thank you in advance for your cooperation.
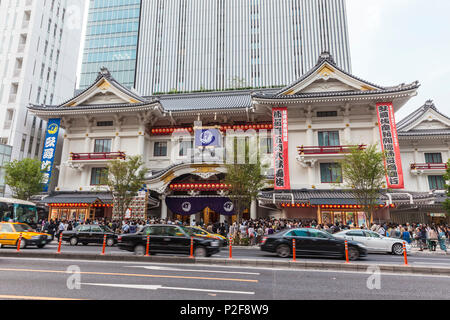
[1,257,448,278]
[126,265,260,275]
[81,282,255,295]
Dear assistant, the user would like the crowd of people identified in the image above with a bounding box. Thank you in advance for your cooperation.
[35,217,449,253]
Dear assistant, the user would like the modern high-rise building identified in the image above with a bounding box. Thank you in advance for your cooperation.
[0,0,85,162]
[136,0,352,95]
[78,0,141,89]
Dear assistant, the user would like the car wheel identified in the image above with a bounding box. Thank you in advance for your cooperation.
[276,244,291,258]
[106,238,115,247]
[194,246,207,257]
[134,244,145,256]
[37,244,46,249]
[70,237,78,246]
[348,247,360,261]
[392,243,404,255]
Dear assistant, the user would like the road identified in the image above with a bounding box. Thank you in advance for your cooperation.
[1,241,449,267]
[0,256,449,301]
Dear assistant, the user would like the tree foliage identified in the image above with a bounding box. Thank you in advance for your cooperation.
[102,156,149,219]
[224,138,268,221]
[339,144,386,225]
[5,158,46,200]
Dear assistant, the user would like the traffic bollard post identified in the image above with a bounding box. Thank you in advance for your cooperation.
[345,240,349,263]
[145,235,150,256]
[190,236,194,258]
[229,236,233,259]
[17,233,23,252]
[403,241,408,265]
[101,234,107,255]
[292,238,296,262]
[56,232,63,254]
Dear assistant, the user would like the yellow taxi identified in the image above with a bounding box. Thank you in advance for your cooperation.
[0,222,51,249]
[186,226,228,247]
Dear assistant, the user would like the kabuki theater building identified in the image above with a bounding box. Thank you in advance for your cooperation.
[29,52,450,226]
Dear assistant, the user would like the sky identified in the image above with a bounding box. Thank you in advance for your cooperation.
[77,0,450,121]
[346,0,450,121]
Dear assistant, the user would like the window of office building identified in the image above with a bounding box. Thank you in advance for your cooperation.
[94,139,112,153]
[318,131,340,147]
[428,176,445,190]
[154,142,167,157]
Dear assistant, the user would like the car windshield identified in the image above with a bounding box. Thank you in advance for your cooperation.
[13,224,34,232]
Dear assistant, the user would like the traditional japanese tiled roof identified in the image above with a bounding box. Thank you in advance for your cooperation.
[252,51,419,101]
[28,101,159,112]
[274,52,385,96]
[39,192,114,204]
[145,88,278,112]
[397,100,450,131]
[258,189,436,205]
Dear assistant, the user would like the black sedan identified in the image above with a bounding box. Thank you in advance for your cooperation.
[117,224,221,257]
[260,228,368,260]
[62,225,117,246]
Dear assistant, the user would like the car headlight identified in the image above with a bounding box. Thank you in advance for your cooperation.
[31,236,41,240]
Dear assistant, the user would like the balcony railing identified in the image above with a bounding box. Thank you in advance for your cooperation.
[70,152,126,161]
[410,163,448,170]
[297,145,366,155]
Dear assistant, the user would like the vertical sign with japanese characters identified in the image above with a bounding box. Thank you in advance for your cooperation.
[41,118,61,192]
[376,103,404,189]
[272,107,291,190]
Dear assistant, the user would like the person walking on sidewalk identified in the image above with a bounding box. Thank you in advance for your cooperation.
[438,226,448,254]
[418,226,427,251]
[427,226,438,251]
[402,227,412,244]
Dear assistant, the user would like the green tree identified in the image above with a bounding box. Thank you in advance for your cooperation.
[442,159,450,213]
[5,158,47,200]
[224,138,268,221]
[102,156,149,219]
[339,144,387,226]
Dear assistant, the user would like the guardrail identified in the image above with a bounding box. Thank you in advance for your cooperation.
[410,163,448,170]
[70,152,126,161]
[297,145,366,155]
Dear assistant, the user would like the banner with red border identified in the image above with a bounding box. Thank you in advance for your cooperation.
[272,107,291,190]
[376,102,404,189]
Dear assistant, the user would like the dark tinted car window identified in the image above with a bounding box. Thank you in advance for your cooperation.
[164,226,184,237]
[91,226,103,233]
[144,226,163,235]
[347,231,365,237]
[287,229,309,237]
[77,226,91,232]
[309,229,331,239]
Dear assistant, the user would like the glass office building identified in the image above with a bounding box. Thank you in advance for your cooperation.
[79,0,141,89]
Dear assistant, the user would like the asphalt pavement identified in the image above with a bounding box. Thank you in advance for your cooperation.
[0,257,449,300]
[1,241,449,267]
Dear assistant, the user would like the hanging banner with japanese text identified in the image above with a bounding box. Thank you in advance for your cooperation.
[376,103,404,189]
[40,118,61,192]
[272,107,291,190]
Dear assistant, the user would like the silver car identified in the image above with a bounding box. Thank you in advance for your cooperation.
[334,229,411,255]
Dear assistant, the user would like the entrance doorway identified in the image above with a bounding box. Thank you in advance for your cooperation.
[202,207,220,226]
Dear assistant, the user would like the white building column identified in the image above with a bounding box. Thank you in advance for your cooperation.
[250,199,257,220]
[343,104,351,143]
[160,194,167,220]
[58,135,70,188]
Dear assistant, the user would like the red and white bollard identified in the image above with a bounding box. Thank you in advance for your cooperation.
[403,241,408,265]
[56,232,63,254]
[145,235,150,256]
[292,238,296,262]
[189,236,194,258]
[101,234,107,255]
[229,236,233,259]
[17,233,23,252]
[345,240,349,263]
